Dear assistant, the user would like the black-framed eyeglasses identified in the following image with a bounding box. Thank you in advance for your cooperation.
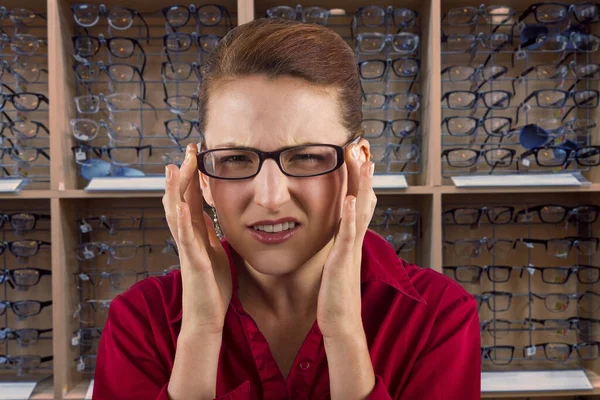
[355,32,420,54]
[480,319,524,339]
[0,300,52,317]
[442,90,512,110]
[362,118,420,139]
[0,328,52,347]
[0,141,50,163]
[71,4,149,38]
[518,146,600,168]
[267,4,330,25]
[358,58,420,81]
[0,112,49,140]
[442,116,513,137]
[0,212,50,231]
[382,232,416,254]
[518,2,600,24]
[0,239,50,258]
[0,7,46,26]
[164,117,202,142]
[520,88,600,109]
[514,204,600,224]
[163,32,222,54]
[443,206,515,225]
[475,291,514,312]
[161,61,202,82]
[527,317,600,335]
[441,147,516,168]
[162,84,200,115]
[198,137,359,180]
[162,4,233,29]
[528,265,600,285]
[0,84,48,111]
[73,34,147,74]
[481,345,514,365]
[0,267,51,289]
[354,5,418,29]
[443,265,514,283]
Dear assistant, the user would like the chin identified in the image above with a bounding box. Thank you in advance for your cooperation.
[228,228,333,276]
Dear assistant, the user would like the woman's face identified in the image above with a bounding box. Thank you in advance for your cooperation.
[200,75,355,275]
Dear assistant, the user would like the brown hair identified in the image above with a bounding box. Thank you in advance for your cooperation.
[198,18,363,144]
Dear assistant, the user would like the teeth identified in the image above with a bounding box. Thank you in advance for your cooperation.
[252,222,296,233]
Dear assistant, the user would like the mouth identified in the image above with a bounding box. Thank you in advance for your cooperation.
[247,218,301,244]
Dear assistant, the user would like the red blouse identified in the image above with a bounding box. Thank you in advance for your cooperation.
[94,230,480,399]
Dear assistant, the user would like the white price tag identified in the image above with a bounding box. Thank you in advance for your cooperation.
[75,150,87,162]
[77,358,85,372]
[525,345,536,357]
[524,241,535,249]
[515,49,527,60]
[72,332,80,346]
[521,158,530,167]
[83,249,94,259]
[79,220,92,233]
[527,266,536,276]
[523,103,531,113]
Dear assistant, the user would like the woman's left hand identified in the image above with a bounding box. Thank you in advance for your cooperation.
[317,144,376,340]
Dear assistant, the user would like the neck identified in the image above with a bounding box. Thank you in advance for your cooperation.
[235,239,334,320]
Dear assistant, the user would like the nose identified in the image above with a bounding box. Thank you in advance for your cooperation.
[253,159,291,212]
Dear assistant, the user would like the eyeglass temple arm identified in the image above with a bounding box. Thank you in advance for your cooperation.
[136,13,150,43]
[135,39,147,75]
[514,92,537,125]
[0,83,14,94]
[517,4,536,23]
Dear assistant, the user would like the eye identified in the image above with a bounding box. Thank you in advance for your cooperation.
[291,153,324,161]
[218,154,252,163]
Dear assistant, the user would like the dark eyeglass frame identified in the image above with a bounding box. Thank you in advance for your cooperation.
[481,345,515,365]
[162,32,222,54]
[161,61,202,82]
[441,147,516,168]
[476,291,513,312]
[266,4,331,25]
[0,267,51,289]
[0,83,48,111]
[72,34,147,74]
[443,206,515,225]
[358,58,420,80]
[354,5,418,28]
[197,138,359,180]
[0,328,52,346]
[73,61,146,99]
[71,144,153,166]
[530,291,600,313]
[518,145,600,168]
[0,111,49,139]
[441,89,512,110]
[519,236,600,257]
[164,117,202,142]
[441,32,512,52]
[529,265,600,284]
[0,239,51,257]
[362,118,420,139]
[0,300,52,317]
[443,265,514,283]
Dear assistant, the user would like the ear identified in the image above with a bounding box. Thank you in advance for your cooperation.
[357,138,371,165]
[199,172,215,208]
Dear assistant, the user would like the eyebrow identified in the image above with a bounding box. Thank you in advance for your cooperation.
[212,140,317,150]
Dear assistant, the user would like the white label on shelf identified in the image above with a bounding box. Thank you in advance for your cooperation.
[75,150,86,162]
[0,179,26,193]
[0,382,37,399]
[481,370,592,392]
[85,379,94,399]
[451,173,585,188]
[372,174,408,189]
[85,176,166,192]
[525,345,536,357]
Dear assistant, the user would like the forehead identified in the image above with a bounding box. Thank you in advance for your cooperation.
[204,75,348,149]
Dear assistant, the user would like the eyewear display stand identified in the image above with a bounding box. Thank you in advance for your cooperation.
[0,375,51,400]
[482,370,593,393]
[451,172,590,188]
[0,0,599,398]
[84,176,166,192]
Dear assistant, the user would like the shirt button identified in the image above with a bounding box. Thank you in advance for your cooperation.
[298,362,310,371]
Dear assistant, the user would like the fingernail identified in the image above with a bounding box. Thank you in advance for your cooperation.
[350,197,356,210]
[369,162,375,178]
[352,145,360,160]
[176,204,183,218]
[165,166,171,180]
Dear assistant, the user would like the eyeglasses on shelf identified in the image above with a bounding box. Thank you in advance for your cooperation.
[71,3,149,38]
[356,32,419,54]
[513,204,600,224]
[358,58,420,80]
[0,267,51,289]
[354,6,418,29]
[362,118,420,139]
[443,206,515,225]
[162,4,233,29]
[0,328,52,347]
[0,300,52,318]
[266,4,330,25]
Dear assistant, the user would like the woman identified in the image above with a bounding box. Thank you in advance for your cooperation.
[94,18,480,400]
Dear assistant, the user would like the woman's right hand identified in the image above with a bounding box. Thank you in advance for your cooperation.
[162,143,232,336]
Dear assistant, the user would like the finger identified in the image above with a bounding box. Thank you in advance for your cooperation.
[345,144,362,198]
[179,144,197,201]
[163,164,182,243]
[176,202,211,274]
[355,160,376,244]
[180,143,210,244]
